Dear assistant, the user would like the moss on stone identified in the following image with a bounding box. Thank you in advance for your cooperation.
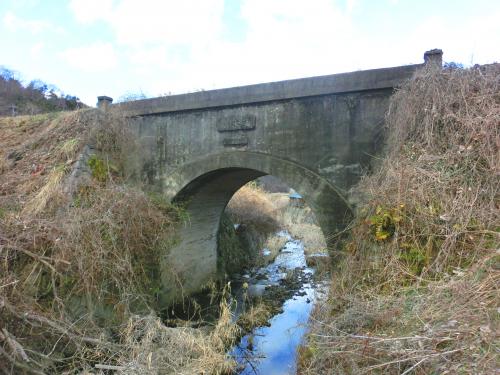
[87,154,107,182]
[217,213,255,277]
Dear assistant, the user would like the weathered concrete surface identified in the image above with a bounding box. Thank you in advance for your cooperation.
[108,53,439,305]
[114,64,421,116]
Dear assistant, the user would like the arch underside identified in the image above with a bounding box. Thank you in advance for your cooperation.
[158,151,352,306]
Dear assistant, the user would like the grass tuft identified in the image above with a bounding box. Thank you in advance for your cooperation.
[23,164,68,215]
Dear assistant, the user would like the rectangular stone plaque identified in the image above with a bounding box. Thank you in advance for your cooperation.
[217,114,256,132]
[222,135,248,146]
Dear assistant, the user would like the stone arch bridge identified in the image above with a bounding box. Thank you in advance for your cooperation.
[101,50,442,304]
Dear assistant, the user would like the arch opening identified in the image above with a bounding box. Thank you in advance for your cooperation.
[223,176,328,277]
[158,152,352,306]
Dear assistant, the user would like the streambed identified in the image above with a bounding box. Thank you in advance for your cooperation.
[162,230,327,374]
[229,230,327,375]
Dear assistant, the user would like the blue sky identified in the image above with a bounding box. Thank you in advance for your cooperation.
[1,0,499,106]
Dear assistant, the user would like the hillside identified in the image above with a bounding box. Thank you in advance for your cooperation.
[0,109,248,374]
[299,64,499,374]
[0,68,84,117]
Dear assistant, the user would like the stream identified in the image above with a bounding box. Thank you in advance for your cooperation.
[163,230,327,374]
[228,230,327,375]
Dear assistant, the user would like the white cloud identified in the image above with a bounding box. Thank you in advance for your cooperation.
[65,0,500,103]
[115,0,224,46]
[2,11,61,34]
[66,0,360,92]
[406,11,500,66]
[116,0,369,98]
[346,0,358,14]
[241,0,352,44]
[69,0,113,24]
[30,42,44,57]
[149,0,359,93]
[238,0,354,67]
[69,0,225,47]
[465,10,500,64]
[60,42,118,72]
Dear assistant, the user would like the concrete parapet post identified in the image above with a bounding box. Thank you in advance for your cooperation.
[97,95,113,111]
[424,49,443,68]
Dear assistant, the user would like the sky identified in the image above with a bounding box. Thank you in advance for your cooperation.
[1,0,499,106]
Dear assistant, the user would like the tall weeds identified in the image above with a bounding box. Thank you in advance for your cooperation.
[0,110,239,374]
[300,64,499,374]
[226,184,327,258]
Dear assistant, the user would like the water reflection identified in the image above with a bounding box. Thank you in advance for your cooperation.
[230,231,322,375]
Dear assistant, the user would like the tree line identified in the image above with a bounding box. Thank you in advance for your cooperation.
[0,67,85,116]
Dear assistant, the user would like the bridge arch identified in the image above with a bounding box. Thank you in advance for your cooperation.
[158,151,352,306]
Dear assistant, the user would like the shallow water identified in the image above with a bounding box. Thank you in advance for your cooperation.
[232,285,315,374]
[230,230,324,374]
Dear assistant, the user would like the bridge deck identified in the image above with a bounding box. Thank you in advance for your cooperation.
[112,63,422,116]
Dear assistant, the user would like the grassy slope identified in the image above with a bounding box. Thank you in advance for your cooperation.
[0,111,240,374]
[299,65,499,374]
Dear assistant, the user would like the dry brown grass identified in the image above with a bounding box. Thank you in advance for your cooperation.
[260,234,288,264]
[277,202,328,255]
[302,253,498,375]
[226,184,283,266]
[0,110,240,374]
[288,223,327,256]
[236,302,273,332]
[227,186,327,262]
[299,64,499,374]
[117,299,238,374]
[226,184,280,234]
[22,164,68,215]
[0,112,88,214]
[267,192,290,210]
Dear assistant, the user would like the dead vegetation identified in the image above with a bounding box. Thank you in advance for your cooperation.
[116,297,238,374]
[236,302,273,333]
[277,205,327,256]
[299,64,499,374]
[225,184,285,266]
[0,111,239,374]
[226,185,327,261]
[226,183,280,235]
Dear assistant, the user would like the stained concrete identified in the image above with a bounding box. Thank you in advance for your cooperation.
[107,51,441,305]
